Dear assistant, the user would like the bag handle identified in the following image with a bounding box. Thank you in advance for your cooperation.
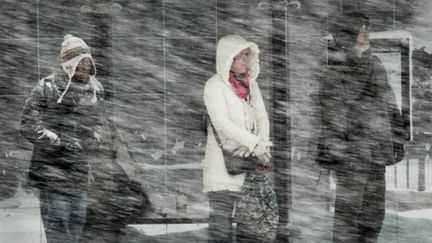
[207,115,224,149]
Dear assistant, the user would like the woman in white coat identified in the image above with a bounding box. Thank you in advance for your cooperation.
[203,35,272,243]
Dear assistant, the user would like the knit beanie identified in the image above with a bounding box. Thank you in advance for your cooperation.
[57,34,97,103]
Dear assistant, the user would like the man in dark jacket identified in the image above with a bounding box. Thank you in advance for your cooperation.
[20,34,106,243]
[317,13,406,242]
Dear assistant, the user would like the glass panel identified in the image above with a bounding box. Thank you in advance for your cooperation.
[3,0,432,242]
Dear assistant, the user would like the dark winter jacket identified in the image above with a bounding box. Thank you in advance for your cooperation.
[317,48,406,171]
[20,72,106,195]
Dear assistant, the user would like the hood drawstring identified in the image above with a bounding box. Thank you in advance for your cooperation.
[90,76,98,103]
[57,76,72,104]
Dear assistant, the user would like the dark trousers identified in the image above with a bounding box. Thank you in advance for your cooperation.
[38,190,87,243]
[208,190,237,243]
[333,166,386,243]
[208,190,259,243]
[79,170,124,243]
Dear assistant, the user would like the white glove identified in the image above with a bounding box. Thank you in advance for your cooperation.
[93,125,106,144]
[233,146,251,158]
[64,137,83,151]
[254,140,272,155]
[94,130,102,143]
[253,140,273,162]
[37,129,60,145]
[255,152,271,163]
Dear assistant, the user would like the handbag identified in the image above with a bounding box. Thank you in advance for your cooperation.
[208,119,260,175]
[109,136,153,224]
[111,162,153,224]
[235,168,279,242]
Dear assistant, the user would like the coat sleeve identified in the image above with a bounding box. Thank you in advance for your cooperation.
[318,68,346,141]
[252,82,270,142]
[20,79,56,145]
[81,89,107,149]
[317,67,348,160]
[204,79,260,151]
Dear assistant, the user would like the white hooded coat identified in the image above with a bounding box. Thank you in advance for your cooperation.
[203,35,270,193]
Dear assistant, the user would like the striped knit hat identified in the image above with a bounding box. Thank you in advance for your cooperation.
[57,34,97,103]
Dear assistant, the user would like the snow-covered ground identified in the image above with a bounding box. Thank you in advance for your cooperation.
[388,208,432,220]
[2,183,432,243]
[0,185,46,243]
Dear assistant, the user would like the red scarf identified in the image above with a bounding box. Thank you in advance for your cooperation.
[229,72,250,99]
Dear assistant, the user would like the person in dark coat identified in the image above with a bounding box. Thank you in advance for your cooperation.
[21,34,152,243]
[20,34,105,243]
[317,13,406,243]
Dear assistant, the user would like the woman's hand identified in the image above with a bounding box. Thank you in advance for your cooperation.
[37,128,61,145]
[254,140,272,162]
[233,146,251,158]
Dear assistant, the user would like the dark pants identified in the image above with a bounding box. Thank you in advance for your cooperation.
[208,190,237,243]
[208,190,259,243]
[39,190,87,243]
[79,165,124,243]
[333,166,386,243]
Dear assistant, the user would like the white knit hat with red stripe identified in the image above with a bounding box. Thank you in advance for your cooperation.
[57,34,98,103]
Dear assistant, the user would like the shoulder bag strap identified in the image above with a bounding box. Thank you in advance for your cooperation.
[207,115,224,149]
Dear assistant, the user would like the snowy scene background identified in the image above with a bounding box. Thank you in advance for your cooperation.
[2,0,432,242]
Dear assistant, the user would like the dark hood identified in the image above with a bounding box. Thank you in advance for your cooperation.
[329,12,370,50]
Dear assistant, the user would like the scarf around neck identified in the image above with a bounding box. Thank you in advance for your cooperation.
[228,71,250,99]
